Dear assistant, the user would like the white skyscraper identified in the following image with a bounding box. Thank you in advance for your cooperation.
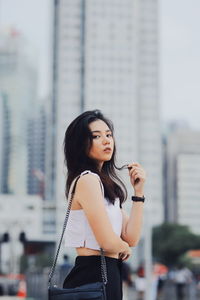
[166,127,200,234]
[177,153,200,234]
[0,29,37,195]
[52,0,163,262]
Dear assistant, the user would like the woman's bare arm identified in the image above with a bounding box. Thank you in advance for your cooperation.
[121,202,144,247]
[75,173,129,253]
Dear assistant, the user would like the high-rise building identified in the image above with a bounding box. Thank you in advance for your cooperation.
[0,29,38,195]
[0,30,54,270]
[177,153,200,234]
[27,106,46,198]
[51,0,163,262]
[165,126,200,234]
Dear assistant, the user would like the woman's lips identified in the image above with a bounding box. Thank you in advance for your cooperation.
[104,147,112,153]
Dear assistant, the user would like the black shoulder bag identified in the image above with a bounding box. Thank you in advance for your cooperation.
[48,173,107,300]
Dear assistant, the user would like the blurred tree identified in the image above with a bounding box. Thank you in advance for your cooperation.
[178,253,193,269]
[152,223,200,267]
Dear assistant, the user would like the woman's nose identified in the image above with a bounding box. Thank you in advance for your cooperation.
[102,136,110,144]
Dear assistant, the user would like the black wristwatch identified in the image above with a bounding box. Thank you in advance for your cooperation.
[131,195,145,202]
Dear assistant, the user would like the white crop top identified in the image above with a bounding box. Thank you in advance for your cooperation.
[64,170,123,250]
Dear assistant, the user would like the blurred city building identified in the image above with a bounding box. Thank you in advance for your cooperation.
[0,29,37,195]
[27,105,46,199]
[50,0,163,266]
[164,122,200,234]
[0,29,54,274]
[0,194,42,274]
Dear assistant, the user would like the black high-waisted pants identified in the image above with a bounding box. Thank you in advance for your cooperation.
[63,255,123,300]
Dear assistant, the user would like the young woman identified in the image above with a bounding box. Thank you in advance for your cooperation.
[62,109,146,300]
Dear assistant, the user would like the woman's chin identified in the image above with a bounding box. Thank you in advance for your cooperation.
[104,157,112,162]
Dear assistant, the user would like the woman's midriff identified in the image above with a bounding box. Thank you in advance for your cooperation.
[76,247,119,259]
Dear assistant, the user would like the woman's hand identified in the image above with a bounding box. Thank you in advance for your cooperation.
[128,162,146,195]
[119,247,132,261]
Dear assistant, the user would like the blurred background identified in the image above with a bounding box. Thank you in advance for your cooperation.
[0,0,200,299]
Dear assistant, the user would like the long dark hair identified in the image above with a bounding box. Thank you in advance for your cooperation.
[63,109,127,207]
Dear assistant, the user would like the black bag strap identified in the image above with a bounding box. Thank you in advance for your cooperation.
[48,171,108,288]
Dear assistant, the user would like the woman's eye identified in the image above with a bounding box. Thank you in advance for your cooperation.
[107,134,113,138]
[92,135,100,139]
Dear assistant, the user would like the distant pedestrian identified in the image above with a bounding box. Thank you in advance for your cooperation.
[135,265,146,300]
[153,263,168,299]
[122,261,133,287]
[59,255,73,284]
[174,266,193,300]
[0,283,4,296]
[122,261,133,299]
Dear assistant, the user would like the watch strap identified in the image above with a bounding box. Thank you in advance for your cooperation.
[131,195,145,202]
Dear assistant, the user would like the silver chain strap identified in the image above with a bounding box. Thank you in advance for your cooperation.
[100,248,108,285]
[48,173,108,287]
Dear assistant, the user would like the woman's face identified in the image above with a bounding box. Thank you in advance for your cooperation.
[88,119,114,168]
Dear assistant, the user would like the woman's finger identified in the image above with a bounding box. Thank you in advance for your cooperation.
[123,254,130,261]
[129,167,143,176]
[128,162,141,168]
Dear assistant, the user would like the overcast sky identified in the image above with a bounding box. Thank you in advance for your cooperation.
[0,0,200,130]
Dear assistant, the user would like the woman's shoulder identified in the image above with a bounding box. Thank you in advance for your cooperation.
[76,170,102,187]
[75,170,104,197]
[68,170,102,195]
[77,170,100,182]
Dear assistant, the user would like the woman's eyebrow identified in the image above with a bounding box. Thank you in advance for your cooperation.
[91,130,112,133]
